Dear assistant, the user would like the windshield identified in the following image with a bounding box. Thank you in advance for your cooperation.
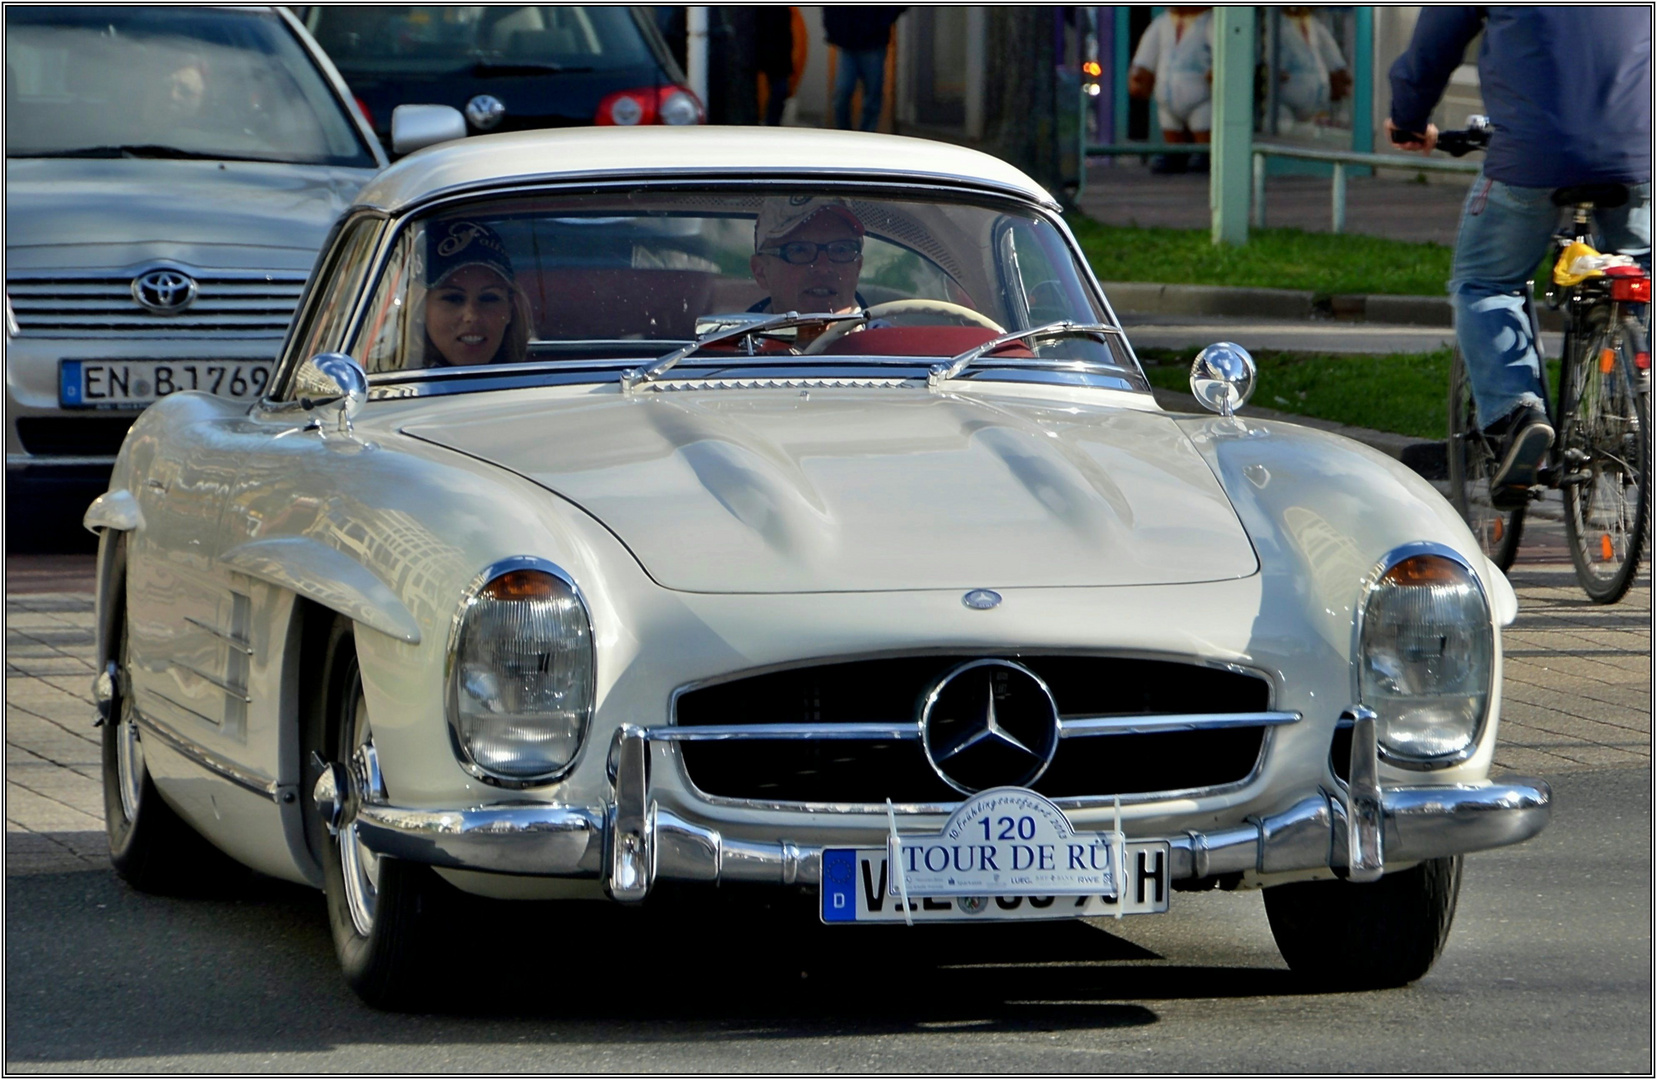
[4,7,375,167]
[304,6,653,75]
[349,188,1141,388]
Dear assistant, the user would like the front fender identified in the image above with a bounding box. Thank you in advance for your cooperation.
[1178,415,1509,782]
[219,536,422,645]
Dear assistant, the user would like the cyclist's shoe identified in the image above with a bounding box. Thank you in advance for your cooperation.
[1487,404,1553,510]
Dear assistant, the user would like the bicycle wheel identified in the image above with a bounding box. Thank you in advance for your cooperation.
[1560,310,1650,603]
[1447,346,1525,570]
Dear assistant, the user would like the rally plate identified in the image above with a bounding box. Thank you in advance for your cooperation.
[820,787,1171,924]
[820,844,1171,923]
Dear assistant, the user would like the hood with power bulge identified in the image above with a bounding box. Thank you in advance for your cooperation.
[405,389,1259,594]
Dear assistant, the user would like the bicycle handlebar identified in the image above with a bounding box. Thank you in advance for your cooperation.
[1391,114,1492,158]
[1434,125,1492,158]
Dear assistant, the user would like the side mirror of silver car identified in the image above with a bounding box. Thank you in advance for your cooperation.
[391,104,467,156]
[294,352,367,438]
[1190,342,1256,417]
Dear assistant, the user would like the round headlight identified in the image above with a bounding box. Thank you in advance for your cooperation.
[448,564,593,784]
[1357,552,1492,765]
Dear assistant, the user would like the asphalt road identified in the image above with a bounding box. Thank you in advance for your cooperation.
[5,763,1649,1073]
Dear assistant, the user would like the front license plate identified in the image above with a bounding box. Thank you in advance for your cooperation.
[820,843,1171,923]
[60,359,273,408]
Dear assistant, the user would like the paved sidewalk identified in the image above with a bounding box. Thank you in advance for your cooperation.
[6,552,1648,878]
[1081,158,1473,242]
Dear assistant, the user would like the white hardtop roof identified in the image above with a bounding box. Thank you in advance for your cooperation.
[352,126,1059,213]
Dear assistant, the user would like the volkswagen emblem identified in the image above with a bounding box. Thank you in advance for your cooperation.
[919,659,1060,795]
[131,269,197,315]
[962,589,1001,610]
[465,94,506,130]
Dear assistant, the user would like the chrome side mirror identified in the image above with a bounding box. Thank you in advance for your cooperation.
[391,104,467,156]
[1190,342,1256,417]
[295,352,367,437]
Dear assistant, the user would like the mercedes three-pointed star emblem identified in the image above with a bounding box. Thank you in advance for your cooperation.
[919,659,1061,794]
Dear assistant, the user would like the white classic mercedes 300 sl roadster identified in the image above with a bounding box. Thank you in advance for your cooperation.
[85,126,1551,1006]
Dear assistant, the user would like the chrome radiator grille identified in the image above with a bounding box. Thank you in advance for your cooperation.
[674,655,1280,807]
[8,271,307,338]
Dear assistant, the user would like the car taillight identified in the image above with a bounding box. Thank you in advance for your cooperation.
[354,96,375,131]
[594,85,703,126]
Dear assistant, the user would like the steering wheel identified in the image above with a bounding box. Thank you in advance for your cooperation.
[801,299,1005,355]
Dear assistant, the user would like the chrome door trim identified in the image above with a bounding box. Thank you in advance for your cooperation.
[132,706,280,802]
[183,616,254,656]
[172,659,251,704]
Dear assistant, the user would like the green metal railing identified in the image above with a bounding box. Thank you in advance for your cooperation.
[1251,143,1480,233]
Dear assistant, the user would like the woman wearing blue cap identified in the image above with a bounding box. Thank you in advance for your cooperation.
[420,220,533,367]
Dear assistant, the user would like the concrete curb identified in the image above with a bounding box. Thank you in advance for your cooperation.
[1103,281,1565,331]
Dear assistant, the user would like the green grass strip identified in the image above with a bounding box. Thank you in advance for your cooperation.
[1138,347,1564,440]
[1068,216,1455,298]
[1138,347,1453,439]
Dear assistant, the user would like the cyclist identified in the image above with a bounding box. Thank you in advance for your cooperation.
[1388,6,1651,510]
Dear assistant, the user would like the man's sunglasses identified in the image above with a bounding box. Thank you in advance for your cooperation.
[757,239,863,265]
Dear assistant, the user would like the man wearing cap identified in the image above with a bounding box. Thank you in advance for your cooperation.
[749,196,869,347]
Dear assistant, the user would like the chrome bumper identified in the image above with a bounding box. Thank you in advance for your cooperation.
[346,721,1552,899]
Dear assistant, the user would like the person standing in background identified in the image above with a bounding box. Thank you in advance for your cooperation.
[823,6,904,132]
[756,7,794,125]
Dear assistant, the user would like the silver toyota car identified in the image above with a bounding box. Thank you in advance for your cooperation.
[4,5,387,543]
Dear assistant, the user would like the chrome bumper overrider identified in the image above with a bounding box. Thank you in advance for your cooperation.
[343,719,1552,900]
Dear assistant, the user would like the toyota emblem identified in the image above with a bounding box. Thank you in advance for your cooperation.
[131,269,198,315]
[919,659,1061,795]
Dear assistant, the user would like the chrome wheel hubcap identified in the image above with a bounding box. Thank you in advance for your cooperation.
[115,681,144,823]
[340,686,380,937]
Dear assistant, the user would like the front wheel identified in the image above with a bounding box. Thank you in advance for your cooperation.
[1263,856,1463,989]
[1560,311,1650,603]
[1447,347,1525,570]
[304,615,448,1008]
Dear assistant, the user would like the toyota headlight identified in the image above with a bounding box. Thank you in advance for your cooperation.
[448,561,593,785]
[1356,550,1492,766]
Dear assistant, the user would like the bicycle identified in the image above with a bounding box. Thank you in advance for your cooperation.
[1435,120,1652,603]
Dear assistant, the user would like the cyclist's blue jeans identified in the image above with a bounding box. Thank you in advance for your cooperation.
[1451,173,1651,430]
[832,47,887,131]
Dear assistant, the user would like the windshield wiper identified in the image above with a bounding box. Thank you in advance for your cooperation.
[20,144,234,161]
[470,61,591,77]
[928,321,1125,387]
[621,310,868,391]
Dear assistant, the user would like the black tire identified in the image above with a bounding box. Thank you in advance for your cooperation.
[303,614,447,1009]
[1447,347,1525,570]
[1263,856,1463,989]
[1560,310,1650,603]
[101,535,238,893]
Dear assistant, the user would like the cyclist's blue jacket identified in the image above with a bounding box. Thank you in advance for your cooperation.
[1389,6,1651,189]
